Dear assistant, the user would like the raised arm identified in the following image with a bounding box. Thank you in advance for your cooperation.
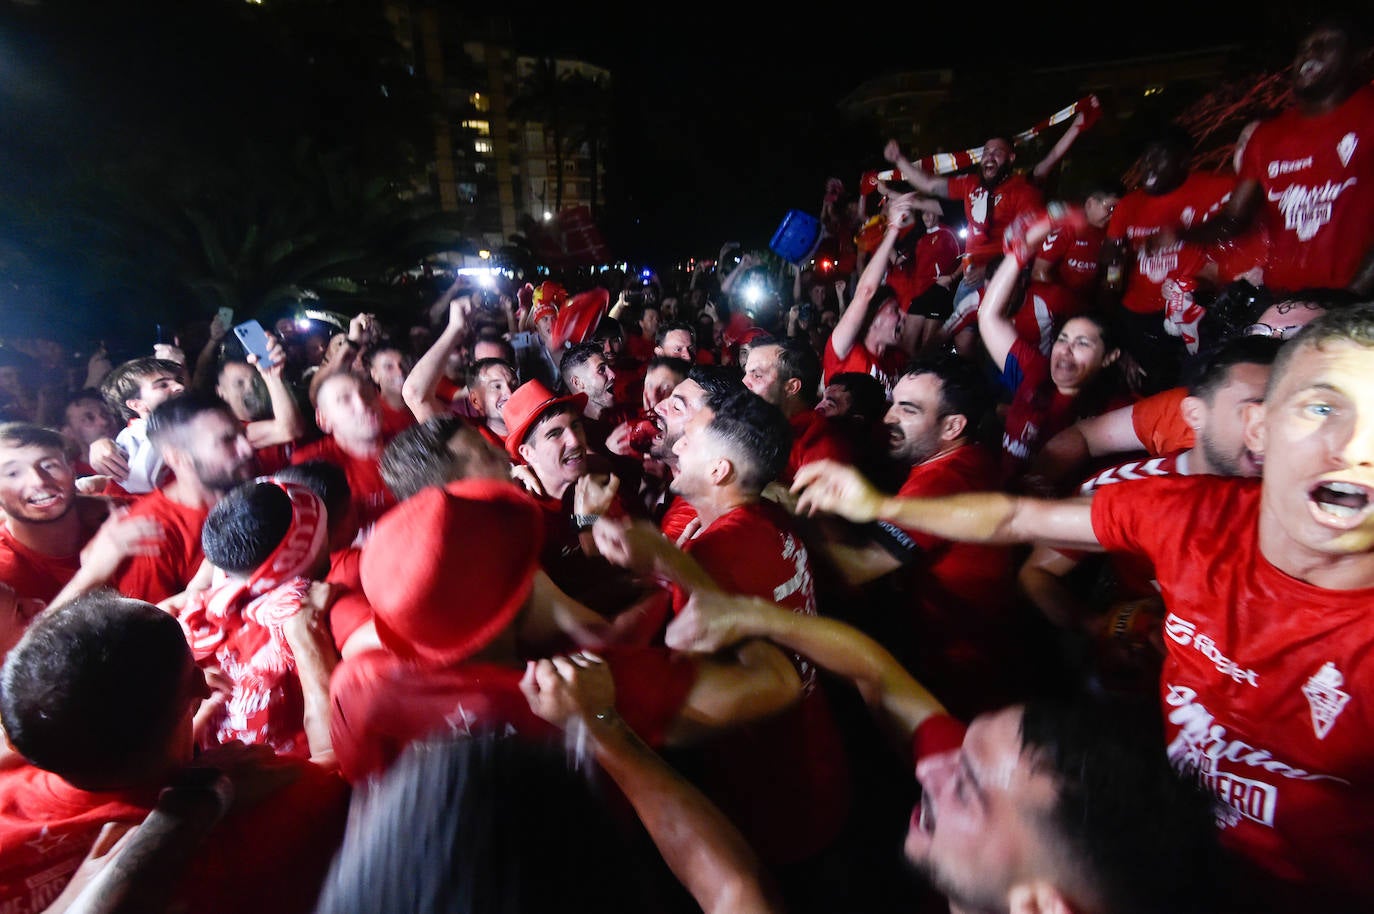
[791,459,1101,550]
[883,139,949,198]
[282,582,341,766]
[521,654,784,914]
[242,334,305,448]
[402,293,473,422]
[1031,112,1086,183]
[830,193,915,359]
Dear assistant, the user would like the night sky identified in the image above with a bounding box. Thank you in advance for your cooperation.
[0,0,1361,340]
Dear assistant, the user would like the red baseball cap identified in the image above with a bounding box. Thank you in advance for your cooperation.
[500,379,587,461]
[360,478,543,667]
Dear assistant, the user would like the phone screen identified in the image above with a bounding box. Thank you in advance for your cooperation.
[233,319,275,367]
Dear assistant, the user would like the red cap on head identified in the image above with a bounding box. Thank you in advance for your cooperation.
[360,479,543,666]
[530,281,567,327]
[499,379,587,461]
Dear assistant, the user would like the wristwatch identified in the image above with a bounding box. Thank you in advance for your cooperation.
[572,513,601,531]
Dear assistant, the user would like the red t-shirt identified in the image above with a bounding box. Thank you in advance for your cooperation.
[945,172,1044,266]
[1130,386,1195,456]
[876,445,1032,716]
[1093,476,1374,905]
[325,547,372,651]
[890,226,961,306]
[1239,84,1374,293]
[657,493,698,544]
[329,647,698,783]
[624,333,655,363]
[0,760,348,914]
[1107,173,1235,314]
[378,399,416,439]
[291,436,396,529]
[0,523,91,606]
[784,409,855,484]
[1038,221,1105,296]
[109,489,209,604]
[683,501,851,865]
[1014,282,1091,355]
[821,335,904,395]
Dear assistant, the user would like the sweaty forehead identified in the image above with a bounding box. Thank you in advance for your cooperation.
[672,379,706,410]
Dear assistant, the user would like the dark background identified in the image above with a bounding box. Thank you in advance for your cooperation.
[0,0,1360,342]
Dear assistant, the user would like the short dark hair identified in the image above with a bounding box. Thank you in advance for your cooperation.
[900,353,991,430]
[559,342,603,389]
[471,329,516,364]
[0,591,191,789]
[1183,335,1281,401]
[65,387,109,413]
[201,481,294,574]
[274,460,353,528]
[466,357,517,390]
[1269,301,1374,398]
[146,391,236,452]
[524,402,581,448]
[1020,699,1222,914]
[769,338,822,404]
[314,735,648,914]
[0,421,67,453]
[827,372,888,422]
[366,345,411,373]
[688,365,746,402]
[656,321,696,350]
[381,417,502,501]
[100,357,183,422]
[645,355,691,381]
[704,390,791,493]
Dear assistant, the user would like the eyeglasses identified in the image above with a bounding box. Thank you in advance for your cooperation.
[1243,323,1304,340]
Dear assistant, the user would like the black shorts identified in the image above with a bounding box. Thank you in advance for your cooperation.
[907,284,954,321]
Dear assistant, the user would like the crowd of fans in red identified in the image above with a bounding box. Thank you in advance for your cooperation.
[0,17,1371,914]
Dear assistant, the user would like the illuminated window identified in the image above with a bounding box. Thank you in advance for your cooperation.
[474,140,492,155]
[470,93,489,112]
[462,119,491,135]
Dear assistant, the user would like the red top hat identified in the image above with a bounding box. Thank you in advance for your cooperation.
[500,379,588,461]
[551,288,610,350]
[360,478,543,667]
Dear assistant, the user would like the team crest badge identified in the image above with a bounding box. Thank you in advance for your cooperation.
[1301,662,1350,740]
[1337,133,1357,168]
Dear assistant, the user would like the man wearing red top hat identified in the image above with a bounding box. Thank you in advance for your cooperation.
[327,478,812,784]
[501,379,647,615]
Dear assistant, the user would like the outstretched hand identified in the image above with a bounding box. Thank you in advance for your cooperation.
[790,460,886,522]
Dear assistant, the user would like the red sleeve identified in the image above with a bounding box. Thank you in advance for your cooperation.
[909,713,967,764]
[1106,196,1131,241]
[327,587,373,652]
[1090,478,1160,556]
[1130,387,1195,456]
[598,646,700,747]
[1037,225,1073,265]
[944,174,976,203]
[936,231,961,274]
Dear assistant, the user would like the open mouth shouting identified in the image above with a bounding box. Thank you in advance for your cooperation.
[1308,480,1374,529]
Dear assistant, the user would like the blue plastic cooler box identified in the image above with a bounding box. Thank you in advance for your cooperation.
[769,210,822,264]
